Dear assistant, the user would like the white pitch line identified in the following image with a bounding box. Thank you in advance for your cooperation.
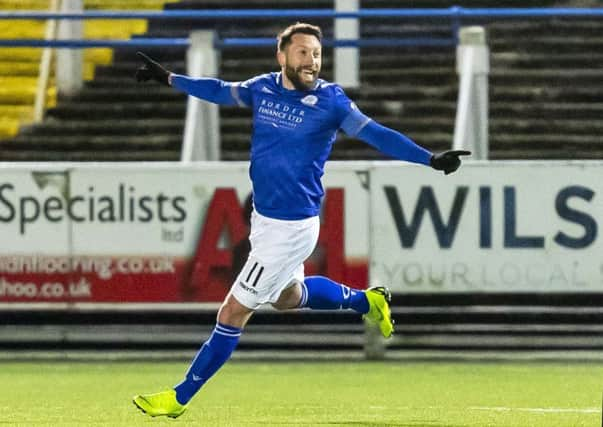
[469,406,600,414]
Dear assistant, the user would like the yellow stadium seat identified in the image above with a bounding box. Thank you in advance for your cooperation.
[0,0,176,139]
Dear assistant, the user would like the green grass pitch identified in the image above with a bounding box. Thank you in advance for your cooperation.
[1,360,602,426]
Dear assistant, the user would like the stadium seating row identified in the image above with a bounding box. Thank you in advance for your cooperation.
[1,0,602,161]
[0,0,176,139]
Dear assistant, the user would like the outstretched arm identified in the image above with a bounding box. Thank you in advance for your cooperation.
[355,119,433,165]
[335,86,470,174]
[169,75,248,106]
[135,51,250,107]
[354,120,471,174]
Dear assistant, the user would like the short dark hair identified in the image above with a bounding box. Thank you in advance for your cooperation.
[277,22,322,51]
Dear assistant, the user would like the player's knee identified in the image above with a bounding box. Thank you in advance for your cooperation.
[217,294,255,327]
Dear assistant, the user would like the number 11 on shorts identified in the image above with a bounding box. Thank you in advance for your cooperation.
[244,261,264,288]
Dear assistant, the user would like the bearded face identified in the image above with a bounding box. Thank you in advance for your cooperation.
[279,33,322,91]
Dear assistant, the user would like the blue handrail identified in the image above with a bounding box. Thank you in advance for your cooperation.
[0,7,602,20]
[219,38,455,48]
[0,37,456,49]
[0,7,600,50]
[0,38,190,48]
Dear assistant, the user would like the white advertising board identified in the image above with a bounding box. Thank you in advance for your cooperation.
[370,161,603,293]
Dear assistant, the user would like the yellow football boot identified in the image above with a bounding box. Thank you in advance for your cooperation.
[132,389,188,418]
[363,286,394,338]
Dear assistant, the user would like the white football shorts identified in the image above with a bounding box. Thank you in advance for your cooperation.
[231,209,319,309]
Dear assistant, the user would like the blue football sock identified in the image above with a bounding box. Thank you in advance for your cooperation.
[174,322,241,405]
[300,275,369,314]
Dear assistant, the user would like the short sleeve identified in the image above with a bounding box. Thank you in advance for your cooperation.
[333,85,372,137]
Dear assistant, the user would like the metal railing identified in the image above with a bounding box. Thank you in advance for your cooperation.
[2,7,603,19]
[1,7,603,50]
[32,0,59,124]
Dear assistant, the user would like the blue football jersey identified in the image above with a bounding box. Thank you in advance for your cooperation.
[229,72,368,219]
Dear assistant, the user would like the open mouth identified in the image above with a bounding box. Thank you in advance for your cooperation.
[300,69,316,79]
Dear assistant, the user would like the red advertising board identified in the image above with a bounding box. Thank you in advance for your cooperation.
[0,164,369,303]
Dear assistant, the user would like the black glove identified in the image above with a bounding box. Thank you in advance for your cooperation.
[430,150,471,175]
[135,51,171,86]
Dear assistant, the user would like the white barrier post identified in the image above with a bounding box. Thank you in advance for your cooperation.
[334,0,359,88]
[181,31,220,162]
[33,0,59,123]
[453,26,489,160]
[56,0,84,97]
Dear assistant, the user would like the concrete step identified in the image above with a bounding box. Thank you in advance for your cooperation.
[362,22,455,39]
[488,19,603,37]
[490,36,603,52]
[95,60,186,79]
[491,133,603,148]
[353,84,603,104]
[391,334,603,350]
[112,46,187,63]
[85,75,288,91]
[491,85,603,102]
[19,119,183,136]
[221,151,249,161]
[491,118,603,135]
[360,100,457,116]
[361,52,455,68]
[491,52,603,68]
[73,87,185,103]
[491,68,603,85]
[0,324,365,349]
[490,101,603,119]
[355,84,458,101]
[0,149,180,162]
[490,147,603,160]
[5,133,181,150]
[362,67,456,85]
[46,102,186,120]
[85,77,157,89]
